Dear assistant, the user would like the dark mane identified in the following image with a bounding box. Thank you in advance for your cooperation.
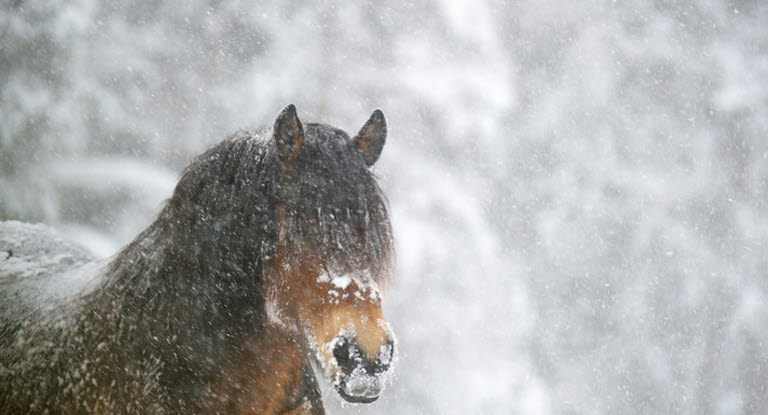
[106,121,393,316]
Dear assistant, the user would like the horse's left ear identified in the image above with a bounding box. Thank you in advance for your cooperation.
[273,104,305,169]
[353,109,387,167]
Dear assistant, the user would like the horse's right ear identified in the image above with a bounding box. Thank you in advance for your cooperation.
[273,104,305,169]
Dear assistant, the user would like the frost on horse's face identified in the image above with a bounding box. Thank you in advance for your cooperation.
[265,105,396,403]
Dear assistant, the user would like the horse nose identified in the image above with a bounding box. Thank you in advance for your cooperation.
[332,335,394,375]
[332,336,361,374]
[331,334,395,403]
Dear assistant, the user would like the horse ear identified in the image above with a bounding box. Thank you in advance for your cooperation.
[273,104,305,168]
[353,109,387,167]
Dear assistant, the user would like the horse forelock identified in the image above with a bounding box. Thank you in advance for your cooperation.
[276,123,394,288]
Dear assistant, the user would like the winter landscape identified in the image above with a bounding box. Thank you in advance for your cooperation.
[2,1,768,414]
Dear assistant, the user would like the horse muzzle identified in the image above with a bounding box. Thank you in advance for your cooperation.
[331,333,396,403]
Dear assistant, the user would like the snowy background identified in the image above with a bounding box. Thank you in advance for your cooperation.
[2,1,768,413]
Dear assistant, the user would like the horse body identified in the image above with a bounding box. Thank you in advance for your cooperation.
[0,105,396,414]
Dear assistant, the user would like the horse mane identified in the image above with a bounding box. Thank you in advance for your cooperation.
[72,130,281,410]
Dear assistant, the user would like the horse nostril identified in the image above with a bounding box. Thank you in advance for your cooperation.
[333,336,361,374]
[373,338,395,373]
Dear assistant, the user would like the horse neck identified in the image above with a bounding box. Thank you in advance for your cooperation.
[94,206,267,344]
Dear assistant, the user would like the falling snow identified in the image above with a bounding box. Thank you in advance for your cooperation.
[2,1,768,414]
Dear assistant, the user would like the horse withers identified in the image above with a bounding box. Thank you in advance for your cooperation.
[0,105,397,414]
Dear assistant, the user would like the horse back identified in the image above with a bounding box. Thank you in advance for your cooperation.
[1,220,98,321]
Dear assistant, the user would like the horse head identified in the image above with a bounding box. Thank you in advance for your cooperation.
[265,105,396,403]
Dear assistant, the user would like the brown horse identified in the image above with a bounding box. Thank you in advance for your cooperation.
[0,105,396,414]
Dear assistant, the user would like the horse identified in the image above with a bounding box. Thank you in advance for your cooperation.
[0,104,396,414]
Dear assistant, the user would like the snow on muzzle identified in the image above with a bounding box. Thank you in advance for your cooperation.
[329,330,396,403]
[305,269,397,403]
